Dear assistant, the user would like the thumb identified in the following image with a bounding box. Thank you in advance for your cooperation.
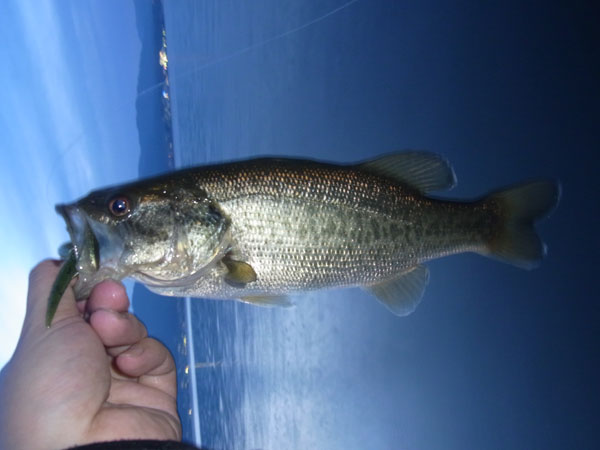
[25,259,80,332]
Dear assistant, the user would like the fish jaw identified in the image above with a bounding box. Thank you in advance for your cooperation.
[55,203,124,299]
[55,204,88,263]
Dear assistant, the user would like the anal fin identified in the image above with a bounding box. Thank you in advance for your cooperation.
[239,295,294,308]
[364,265,430,316]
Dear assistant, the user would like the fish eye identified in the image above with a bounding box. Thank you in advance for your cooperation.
[108,196,130,217]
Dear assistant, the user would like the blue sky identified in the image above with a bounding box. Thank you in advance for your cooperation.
[0,1,141,367]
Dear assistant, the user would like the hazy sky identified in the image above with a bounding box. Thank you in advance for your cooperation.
[0,0,141,367]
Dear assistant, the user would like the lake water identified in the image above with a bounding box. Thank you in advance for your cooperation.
[130,1,597,449]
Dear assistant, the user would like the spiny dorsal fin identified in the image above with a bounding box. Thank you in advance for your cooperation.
[359,151,456,193]
[363,264,430,316]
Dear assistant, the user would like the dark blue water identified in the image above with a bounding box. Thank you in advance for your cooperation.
[129,0,194,441]
[132,1,599,449]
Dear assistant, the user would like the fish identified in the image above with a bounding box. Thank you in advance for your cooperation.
[48,151,559,324]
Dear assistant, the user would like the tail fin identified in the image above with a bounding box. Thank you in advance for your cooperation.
[484,180,561,269]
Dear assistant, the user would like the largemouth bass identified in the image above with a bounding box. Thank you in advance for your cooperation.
[50,152,559,321]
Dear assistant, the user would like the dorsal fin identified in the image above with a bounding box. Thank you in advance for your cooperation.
[359,151,456,193]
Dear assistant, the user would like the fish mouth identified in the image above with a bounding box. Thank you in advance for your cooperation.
[55,203,100,273]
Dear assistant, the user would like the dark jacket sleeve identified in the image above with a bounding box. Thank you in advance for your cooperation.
[68,440,201,450]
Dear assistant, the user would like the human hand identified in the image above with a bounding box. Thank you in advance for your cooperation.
[0,260,181,450]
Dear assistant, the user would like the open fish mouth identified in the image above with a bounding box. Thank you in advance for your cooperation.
[46,203,95,326]
[55,204,100,273]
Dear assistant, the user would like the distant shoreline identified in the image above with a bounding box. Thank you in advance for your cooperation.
[134,0,174,178]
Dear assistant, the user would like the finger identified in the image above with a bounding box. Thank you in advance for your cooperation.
[26,259,79,331]
[86,280,129,313]
[115,337,177,399]
[88,309,147,351]
[76,299,87,314]
[116,337,175,377]
[104,378,181,438]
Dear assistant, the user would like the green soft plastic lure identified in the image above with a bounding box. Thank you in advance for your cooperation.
[45,249,77,327]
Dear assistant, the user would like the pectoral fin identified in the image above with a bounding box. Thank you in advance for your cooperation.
[239,295,294,308]
[223,257,257,287]
[364,264,430,316]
